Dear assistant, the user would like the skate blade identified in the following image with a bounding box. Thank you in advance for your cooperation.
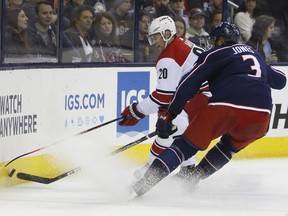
[127,187,143,201]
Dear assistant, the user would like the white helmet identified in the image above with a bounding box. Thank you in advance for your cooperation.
[147,16,176,45]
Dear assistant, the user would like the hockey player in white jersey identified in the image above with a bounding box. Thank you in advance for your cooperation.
[119,15,209,178]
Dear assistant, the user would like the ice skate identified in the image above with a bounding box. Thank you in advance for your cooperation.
[169,165,201,192]
[133,163,149,180]
[132,169,160,196]
[173,165,196,180]
[131,165,166,197]
[128,183,143,201]
[131,177,153,197]
[181,167,202,192]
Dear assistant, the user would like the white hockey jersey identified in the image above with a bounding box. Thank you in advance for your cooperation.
[137,36,205,115]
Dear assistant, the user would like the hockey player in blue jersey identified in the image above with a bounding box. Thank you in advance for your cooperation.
[131,22,287,197]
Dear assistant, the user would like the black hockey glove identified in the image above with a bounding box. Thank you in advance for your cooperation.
[119,103,145,126]
[156,107,177,139]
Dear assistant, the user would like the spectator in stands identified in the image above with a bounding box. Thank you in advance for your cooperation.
[210,9,222,26]
[4,7,32,58]
[52,0,81,62]
[246,15,278,63]
[205,0,231,26]
[64,0,86,23]
[52,0,70,30]
[143,0,175,18]
[94,1,107,14]
[140,0,152,9]
[206,0,230,19]
[61,33,82,63]
[187,8,210,50]
[186,0,204,12]
[84,0,107,14]
[22,0,43,25]
[109,0,134,36]
[7,0,23,8]
[27,1,57,57]
[173,15,188,38]
[169,0,189,27]
[65,5,94,62]
[259,0,288,62]
[206,8,222,32]
[137,10,160,62]
[118,9,160,62]
[89,12,125,63]
[206,0,221,15]
[234,0,262,43]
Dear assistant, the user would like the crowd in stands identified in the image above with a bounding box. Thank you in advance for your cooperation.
[143,0,288,62]
[2,0,288,64]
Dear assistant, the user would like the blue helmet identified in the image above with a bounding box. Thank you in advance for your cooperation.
[209,22,240,46]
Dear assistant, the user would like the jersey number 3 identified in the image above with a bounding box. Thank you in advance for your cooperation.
[242,54,262,78]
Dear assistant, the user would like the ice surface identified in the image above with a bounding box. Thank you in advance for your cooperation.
[1,138,288,216]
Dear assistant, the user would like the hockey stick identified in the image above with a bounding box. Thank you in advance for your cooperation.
[15,128,172,183]
[5,117,123,168]
[16,167,81,184]
[110,126,177,155]
[14,132,157,183]
[222,0,228,22]
[110,131,158,155]
[13,132,156,183]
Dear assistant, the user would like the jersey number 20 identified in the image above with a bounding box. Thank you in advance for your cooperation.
[159,68,168,79]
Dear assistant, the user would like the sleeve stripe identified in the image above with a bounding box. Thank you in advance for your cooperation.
[151,90,174,105]
[155,88,175,94]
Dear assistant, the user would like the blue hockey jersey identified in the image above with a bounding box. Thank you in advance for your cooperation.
[168,43,287,117]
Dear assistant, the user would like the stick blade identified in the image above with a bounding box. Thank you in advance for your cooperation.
[17,172,53,184]
[17,167,81,184]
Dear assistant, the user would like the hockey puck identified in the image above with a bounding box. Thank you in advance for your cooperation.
[8,169,16,177]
